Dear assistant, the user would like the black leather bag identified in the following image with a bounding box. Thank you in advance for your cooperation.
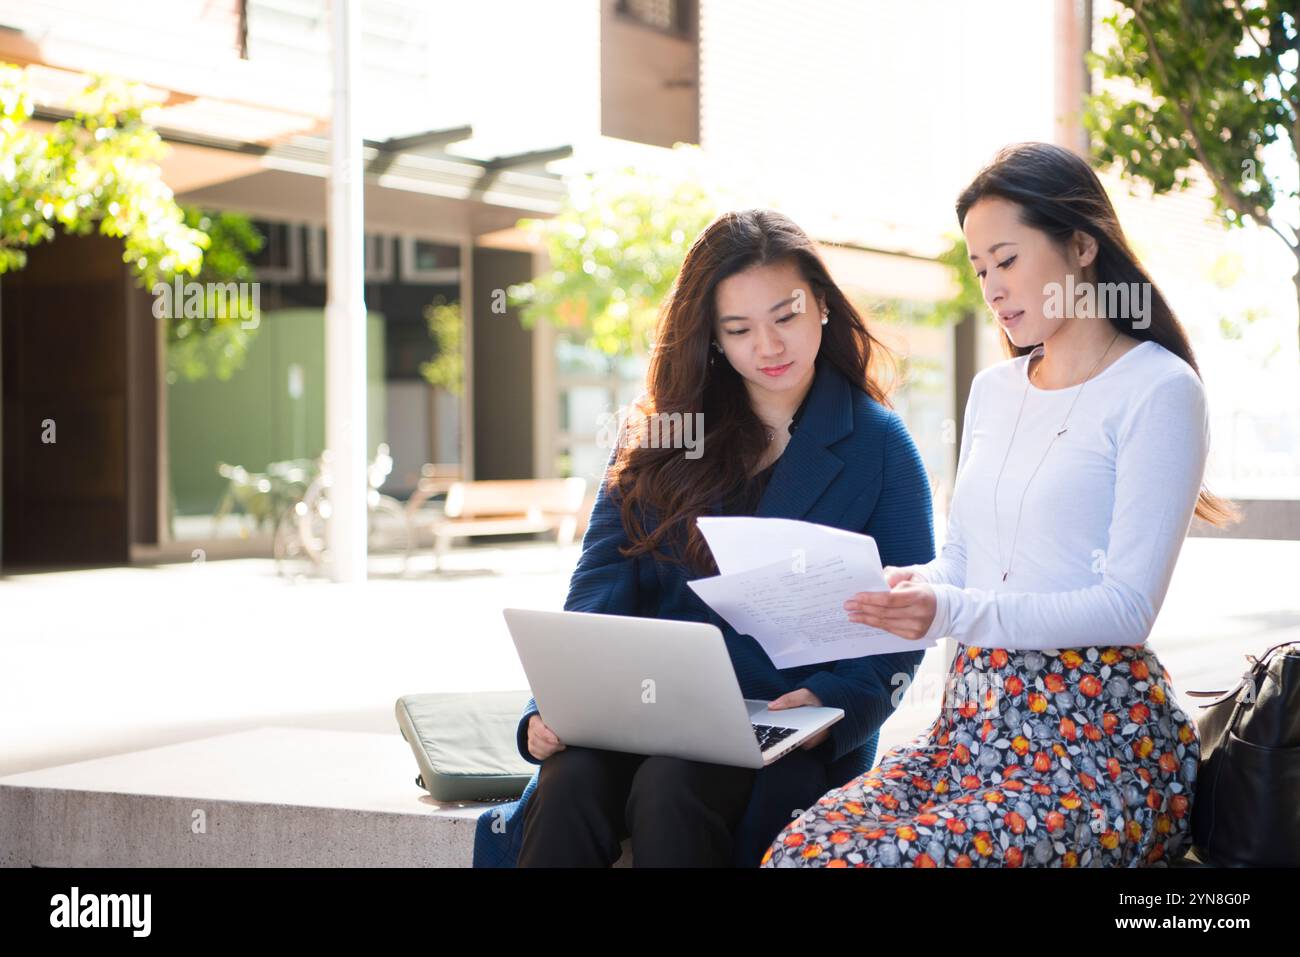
[1186,640,1300,867]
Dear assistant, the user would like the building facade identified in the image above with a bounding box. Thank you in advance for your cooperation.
[1,0,1291,568]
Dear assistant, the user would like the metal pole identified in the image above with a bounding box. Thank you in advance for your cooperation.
[326,0,367,582]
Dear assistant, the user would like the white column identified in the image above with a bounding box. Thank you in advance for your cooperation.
[1053,0,1090,155]
[459,236,475,481]
[326,0,367,582]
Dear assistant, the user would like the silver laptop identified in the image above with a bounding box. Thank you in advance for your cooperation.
[503,608,844,768]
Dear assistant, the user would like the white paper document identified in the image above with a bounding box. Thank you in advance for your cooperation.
[687,517,936,668]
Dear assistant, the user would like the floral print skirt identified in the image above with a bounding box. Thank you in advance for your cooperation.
[761,643,1200,868]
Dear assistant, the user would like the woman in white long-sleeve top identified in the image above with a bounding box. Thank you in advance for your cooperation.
[762,142,1238,869]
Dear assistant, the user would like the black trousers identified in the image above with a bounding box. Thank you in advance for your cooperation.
[516,744,835,867]
[516,746,756,867]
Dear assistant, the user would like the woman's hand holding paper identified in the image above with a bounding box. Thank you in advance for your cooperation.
[844,566,937,641]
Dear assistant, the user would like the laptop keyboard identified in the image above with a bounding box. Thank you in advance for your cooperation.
[753,723,800,752]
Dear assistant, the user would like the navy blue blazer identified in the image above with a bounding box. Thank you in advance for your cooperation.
[473,355,936,866]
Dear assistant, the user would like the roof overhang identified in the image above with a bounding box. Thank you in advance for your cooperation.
[30,103,570,231]
[817,242,958,303]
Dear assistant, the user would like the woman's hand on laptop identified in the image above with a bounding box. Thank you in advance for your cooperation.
[769,688,830,750]
[527,714,566,761]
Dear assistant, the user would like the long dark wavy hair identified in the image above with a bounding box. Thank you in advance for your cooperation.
[609,208,897,574]
[956,141,1237,527]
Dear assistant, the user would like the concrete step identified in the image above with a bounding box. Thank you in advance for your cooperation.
[0,727,540,867]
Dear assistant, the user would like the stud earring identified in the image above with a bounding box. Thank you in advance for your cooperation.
[821,309,829,326]
[713,340,724,353]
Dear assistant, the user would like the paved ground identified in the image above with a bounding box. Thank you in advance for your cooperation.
[2,536,1296,778]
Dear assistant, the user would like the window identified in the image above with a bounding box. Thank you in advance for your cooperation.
[254,221,303,283]
[399,238,462,284]
[615,0,692,37]
[305,227,395,283]
[552,337,649,482]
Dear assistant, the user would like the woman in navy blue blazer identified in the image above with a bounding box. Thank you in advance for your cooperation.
[509,208,936,867]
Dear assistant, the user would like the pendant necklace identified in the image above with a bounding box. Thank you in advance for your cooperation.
[992,330,1121,582]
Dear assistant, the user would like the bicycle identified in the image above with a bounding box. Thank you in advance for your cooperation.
[273,443,413,577]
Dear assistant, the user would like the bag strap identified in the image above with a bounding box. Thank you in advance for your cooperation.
[1185,639,1296,705]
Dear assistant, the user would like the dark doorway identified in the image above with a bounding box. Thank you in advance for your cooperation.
[1,233,133,568]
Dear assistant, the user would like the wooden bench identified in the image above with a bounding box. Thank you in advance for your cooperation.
[429,478,588,571]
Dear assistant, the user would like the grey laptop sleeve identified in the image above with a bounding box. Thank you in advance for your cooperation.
[395,690,537,801]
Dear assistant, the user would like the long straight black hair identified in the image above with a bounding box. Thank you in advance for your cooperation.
[956,142,1237,528]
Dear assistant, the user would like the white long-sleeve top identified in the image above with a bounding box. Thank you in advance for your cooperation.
[905,339,1210,649]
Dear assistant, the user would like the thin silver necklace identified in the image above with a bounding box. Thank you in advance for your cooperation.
[992,331,1121,582]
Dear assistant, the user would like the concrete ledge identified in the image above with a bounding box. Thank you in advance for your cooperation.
[0,727,632,868]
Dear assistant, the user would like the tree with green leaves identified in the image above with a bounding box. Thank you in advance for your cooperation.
[420,296,464,395]
[0,64,205,282]
[164,207,264,382]
[0,63,260,380]
[1084,1,1299,347]
[508,147,722,359]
